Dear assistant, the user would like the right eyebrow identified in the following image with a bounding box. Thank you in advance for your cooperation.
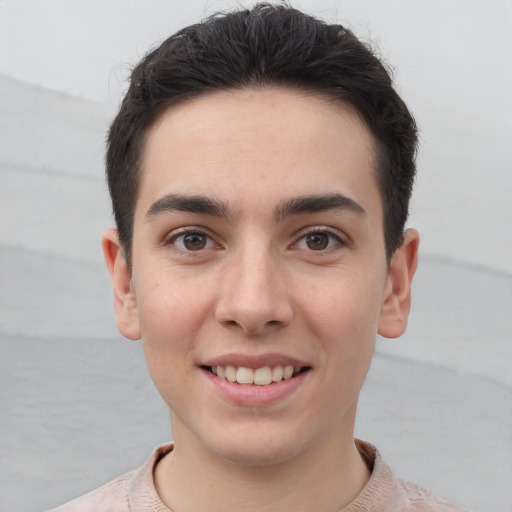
[145,194,236,222]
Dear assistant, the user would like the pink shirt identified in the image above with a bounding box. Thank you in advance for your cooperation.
[49,440,469,511]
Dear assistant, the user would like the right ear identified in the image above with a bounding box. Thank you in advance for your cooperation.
[102,228,141,340]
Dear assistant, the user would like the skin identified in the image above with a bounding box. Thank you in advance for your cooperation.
[103,87,419,512]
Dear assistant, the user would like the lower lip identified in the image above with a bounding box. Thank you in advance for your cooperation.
[201,368,309,406]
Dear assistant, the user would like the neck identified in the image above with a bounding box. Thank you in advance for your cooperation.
[154,416,370,512]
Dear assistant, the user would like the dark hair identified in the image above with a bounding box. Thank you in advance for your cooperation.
[106,2,417,267]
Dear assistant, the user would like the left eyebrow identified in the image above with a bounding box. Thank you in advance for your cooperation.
[273,194,366,222]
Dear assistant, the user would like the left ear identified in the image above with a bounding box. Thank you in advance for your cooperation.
[378,229,420,338]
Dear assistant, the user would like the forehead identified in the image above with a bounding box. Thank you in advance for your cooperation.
[138,87,381,220]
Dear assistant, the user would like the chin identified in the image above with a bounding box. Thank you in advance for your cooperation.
[209,428,311,468]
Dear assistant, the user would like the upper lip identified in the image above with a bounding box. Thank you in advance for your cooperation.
[201,353,310,369]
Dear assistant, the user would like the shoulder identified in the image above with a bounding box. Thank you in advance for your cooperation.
[47,470,134,512]
[354,440,470,512]
[47,444,174,512]
[390,478,471,512]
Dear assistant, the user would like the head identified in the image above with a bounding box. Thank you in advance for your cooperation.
[106,3,418,269]
[102,3,420,468]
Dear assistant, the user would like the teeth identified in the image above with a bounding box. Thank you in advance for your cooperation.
[211,364,302,386]
[254,367,272,386]
[225,365,237,383]
[236,367,254,384]
[283,365,294,379]
[272,365,283,382]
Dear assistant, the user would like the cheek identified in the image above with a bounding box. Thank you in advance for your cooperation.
[136,283,208,410]
[136,267,214,336]
[134,271,215,381]
[305,270,384,340]
[302,270,383,387]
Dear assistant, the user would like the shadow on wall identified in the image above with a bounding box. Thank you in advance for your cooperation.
[0,74,113,264]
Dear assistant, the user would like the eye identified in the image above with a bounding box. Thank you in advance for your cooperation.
[169,230,216,251]
[294,230,344,251]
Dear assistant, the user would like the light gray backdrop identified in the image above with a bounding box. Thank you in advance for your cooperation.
[0,1,510,511]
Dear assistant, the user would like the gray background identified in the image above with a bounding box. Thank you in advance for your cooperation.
[0,1,510,511]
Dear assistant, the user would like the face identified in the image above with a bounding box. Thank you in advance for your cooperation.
[105,87,418,467]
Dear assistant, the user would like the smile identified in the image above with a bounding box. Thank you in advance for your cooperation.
[206,365,307,386]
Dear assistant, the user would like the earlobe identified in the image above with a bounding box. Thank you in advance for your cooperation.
[102,228,141,340]
[378,229,420,339]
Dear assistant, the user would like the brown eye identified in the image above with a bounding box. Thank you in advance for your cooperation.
[183,233,207,250]
[305,232,329,250]
[170,231,215,252]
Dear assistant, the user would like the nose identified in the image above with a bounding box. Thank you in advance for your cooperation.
[215,244,293,336]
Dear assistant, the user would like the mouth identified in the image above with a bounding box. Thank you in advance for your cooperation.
[202,365,310,386]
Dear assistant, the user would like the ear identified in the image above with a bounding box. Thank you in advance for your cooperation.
[102,228,141,340]
[378,229,420,339]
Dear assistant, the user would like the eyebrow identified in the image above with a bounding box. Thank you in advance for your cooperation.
[273,193,366,222]
[145,194,235,222]
[145,192,366,223]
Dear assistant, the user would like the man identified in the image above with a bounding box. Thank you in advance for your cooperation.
[51,3,467,511]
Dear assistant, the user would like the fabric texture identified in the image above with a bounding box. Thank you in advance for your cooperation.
[48,440,469,512]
